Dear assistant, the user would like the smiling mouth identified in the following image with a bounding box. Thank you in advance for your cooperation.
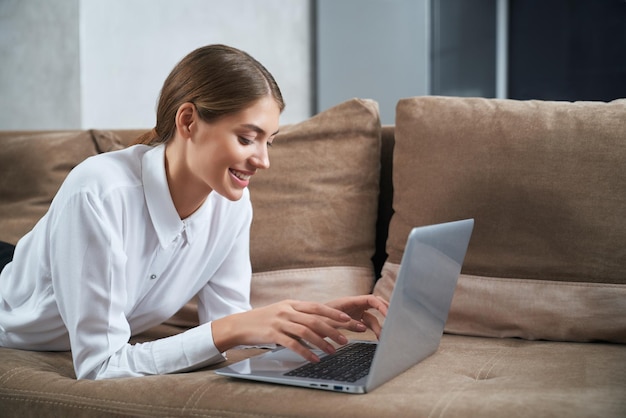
[230,169,251,181]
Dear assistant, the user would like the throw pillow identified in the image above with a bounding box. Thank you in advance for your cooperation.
[374,96,626,343]
[249,98,381,307]
[0,130,123,245]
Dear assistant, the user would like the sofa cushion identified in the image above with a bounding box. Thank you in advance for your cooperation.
[0,130,123,245]
[374,96,626,343]
[1,329,625,417]
[248,98,381,306]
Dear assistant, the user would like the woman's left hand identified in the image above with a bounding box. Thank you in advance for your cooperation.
[325,295,389,338]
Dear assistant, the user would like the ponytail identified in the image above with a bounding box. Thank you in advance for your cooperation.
[133,128,162,146]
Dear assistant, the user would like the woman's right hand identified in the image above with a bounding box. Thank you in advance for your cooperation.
[211,300,355,362]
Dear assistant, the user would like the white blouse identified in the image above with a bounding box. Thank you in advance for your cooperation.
[0,144,253,379]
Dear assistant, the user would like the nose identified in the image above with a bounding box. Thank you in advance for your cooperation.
[251,143,270,170]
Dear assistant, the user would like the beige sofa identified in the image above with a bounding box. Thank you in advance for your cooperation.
[1,97,625,417]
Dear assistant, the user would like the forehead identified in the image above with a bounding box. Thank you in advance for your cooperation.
[226,96,281,134]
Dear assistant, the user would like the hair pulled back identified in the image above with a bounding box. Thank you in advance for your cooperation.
[135,44,284,145]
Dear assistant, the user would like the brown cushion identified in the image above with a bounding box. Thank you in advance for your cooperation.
[374,96,626,343]
[0,130,123,244]
[1,330,625,417]
[248,98,382,307]
[105,129,148,147]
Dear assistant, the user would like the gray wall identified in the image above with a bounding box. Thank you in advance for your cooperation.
[0,0,81,129]
[79,0,312,129]
[0,0,313,130]
[316,0,430,125]
[2,0,439,130]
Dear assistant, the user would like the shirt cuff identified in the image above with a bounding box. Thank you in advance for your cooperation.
[152,322,226,374]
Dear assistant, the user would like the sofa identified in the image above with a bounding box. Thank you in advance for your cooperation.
[1,96,625,417]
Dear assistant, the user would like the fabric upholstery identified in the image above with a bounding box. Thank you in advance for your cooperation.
[1,97,625,417]
[0,130,123,245]
[374,96,626,342]
[104,129,146,147]
[247,98,382,307]
[1,328,624,417]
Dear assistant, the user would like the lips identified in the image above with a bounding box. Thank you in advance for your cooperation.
[229,168,252,187]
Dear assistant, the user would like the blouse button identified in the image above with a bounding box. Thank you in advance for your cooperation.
[150,274,157,280]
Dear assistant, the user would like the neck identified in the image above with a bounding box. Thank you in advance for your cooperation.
[164,141,210,219]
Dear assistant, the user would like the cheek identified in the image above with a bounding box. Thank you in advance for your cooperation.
[190,137,247,178]
[219,141,249,165]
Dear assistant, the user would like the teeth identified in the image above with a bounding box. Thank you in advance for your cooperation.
[231,170,251,181]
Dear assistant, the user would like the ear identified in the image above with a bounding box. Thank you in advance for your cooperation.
[174,102,196,139]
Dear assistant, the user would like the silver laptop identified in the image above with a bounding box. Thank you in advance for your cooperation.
[215,219,474,394]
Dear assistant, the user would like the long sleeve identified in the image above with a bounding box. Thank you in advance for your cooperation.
[49,190,224,380]
[197,205,253,325]
[1,145,253,380]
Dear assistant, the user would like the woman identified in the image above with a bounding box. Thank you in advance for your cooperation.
[0,45,387,380]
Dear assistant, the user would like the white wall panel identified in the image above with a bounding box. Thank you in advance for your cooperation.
[0,0,311,130]
[80,0,312,129]
[0,0,81,129]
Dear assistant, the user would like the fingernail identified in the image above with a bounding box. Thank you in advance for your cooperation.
[338,334,348,344]
[356,322,367,331]
[340,313,351,321]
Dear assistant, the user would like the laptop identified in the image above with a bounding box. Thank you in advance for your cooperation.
[215,219,474,394]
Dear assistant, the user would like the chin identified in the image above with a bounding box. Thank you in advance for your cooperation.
[216,189,245,202]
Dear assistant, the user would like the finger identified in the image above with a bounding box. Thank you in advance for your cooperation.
[276,334,321,363]
[327,295,389,319]
[374,296,390,316]
[290,313,349,347]
[361,311,383,338]
[292,301,351,323]
[340,319,368,333]
[282,323,340,357]
[270,302,349,349]
[355,295,389,318]
[359,295,389,317]
[287,302,354,345]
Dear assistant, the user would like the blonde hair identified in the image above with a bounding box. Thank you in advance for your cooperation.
[135,44,284,145]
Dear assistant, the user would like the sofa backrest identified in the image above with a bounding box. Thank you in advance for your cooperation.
[3,97,624,345]
[0,130,124,245]
[374,96,626,343]
[0,99,388,328]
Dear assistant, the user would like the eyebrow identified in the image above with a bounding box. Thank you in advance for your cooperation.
[241,124,279,137]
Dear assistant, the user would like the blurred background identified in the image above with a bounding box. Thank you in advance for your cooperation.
[1,0,625,129]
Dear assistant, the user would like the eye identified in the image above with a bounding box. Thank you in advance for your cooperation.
[238,136,254,146]
[267,141,273,148]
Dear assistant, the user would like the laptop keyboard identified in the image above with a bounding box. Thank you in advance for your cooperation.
[284,342,376,383]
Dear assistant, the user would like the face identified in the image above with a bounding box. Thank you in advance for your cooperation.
[183,95,281,201]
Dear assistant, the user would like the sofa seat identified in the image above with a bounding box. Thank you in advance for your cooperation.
[1,324,625,417]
